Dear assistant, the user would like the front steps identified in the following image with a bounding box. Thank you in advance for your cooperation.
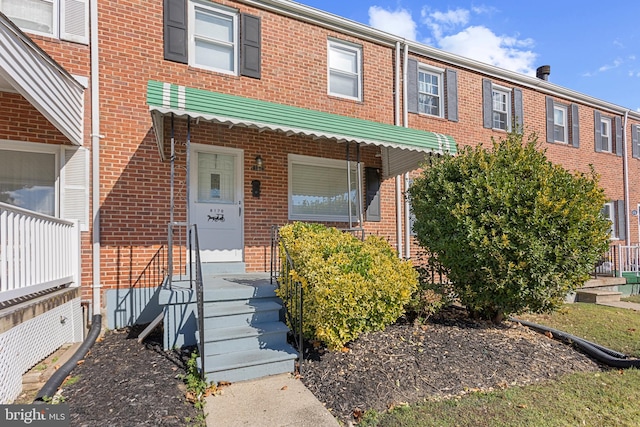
[197,274,297,384]
[575,288,623,304]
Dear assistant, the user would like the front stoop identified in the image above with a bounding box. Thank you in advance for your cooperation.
[575,288,623,304]
[197,274,297,384]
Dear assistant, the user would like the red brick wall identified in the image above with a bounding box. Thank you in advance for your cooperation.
[7,0,639,305]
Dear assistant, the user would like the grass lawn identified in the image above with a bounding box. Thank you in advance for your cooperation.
[622,294,640,304]
[362,303,640,427]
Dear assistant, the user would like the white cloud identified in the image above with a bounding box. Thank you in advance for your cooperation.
[598,58,623,72]
[419,7,537,76]
[438,26,537,75]
[368,6,417,40]
[421,7,469,40]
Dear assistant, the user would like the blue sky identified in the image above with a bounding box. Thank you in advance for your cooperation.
[297,0,640,112]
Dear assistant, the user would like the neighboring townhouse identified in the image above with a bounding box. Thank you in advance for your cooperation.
[1,0,640,401]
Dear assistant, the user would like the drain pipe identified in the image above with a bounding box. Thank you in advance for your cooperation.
[511,317,640,369]
[394,41,403,257]
[622,110,630,243]
[402,44,412,259]
[34,314,102,402]
[90,0,102,317]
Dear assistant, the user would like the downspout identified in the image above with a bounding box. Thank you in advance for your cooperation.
[402,44,411,259]
[90,0,102,317]
[394,41,402,257]
[623,110,630,243]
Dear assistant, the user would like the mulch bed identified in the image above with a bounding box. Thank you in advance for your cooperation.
[63,326,200,427]
[59,306,604,426]
[300,306,604,424]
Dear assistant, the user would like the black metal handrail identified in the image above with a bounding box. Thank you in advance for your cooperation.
[270,226,304,374]
[126,245,167,324]
[189,224,206,380]
[593,245,617,278]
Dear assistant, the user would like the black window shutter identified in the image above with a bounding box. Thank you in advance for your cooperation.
[545,97,554,142]
[445,68,458,122]
[365,167,381,222]
[482,79,492,129]
[571,104,580,148]
[615,116,623,156]
[407,59,418,114]
[594,110,602,152]
[616,200,626,240]
[241,14,261,79]
[513,88,523,131]
[632,124,639,159]
[164,0,188,64]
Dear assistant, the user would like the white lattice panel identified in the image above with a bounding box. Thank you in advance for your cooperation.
[0,298,82,403]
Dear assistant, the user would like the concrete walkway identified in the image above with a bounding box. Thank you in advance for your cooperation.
[597,300,640,310]
[205,373,340,427]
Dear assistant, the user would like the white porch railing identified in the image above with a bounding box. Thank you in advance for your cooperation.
[0,202,80,304]
[616,245,640,277]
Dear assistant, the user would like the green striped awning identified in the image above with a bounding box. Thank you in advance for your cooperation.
[147,80,457,176]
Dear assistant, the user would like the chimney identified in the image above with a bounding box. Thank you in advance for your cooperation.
[536,65,551,81]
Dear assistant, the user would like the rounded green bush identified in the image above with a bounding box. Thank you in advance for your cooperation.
[277,222,418,350]
[408,131,611,322]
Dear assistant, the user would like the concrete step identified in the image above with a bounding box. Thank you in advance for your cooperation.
[203,300,281,329]
[201,346,298,384]
[576,289,622,303]
[202,277,277,301]
[201,322,289,355]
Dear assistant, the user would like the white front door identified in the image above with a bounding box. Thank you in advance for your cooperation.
[189,145,243,263]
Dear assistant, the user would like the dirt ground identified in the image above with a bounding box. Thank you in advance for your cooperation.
[39,306,603,426]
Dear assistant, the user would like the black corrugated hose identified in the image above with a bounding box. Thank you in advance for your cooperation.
[34,314,102,403]
[510,317,640,369]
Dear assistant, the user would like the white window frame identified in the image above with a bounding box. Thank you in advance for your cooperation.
[602,201,616,239]
[1,0,88,44]
[0,140,60,217]
[327,39,362,101]
[553,104,568,143]
[288,154,361,222]
[418,64,444,118]
[601,117,612,153]
[1,0,57,39]
[492,86,511,131]
[188,0,239,75]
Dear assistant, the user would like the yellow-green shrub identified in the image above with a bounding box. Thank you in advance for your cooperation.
[277,222,418,350]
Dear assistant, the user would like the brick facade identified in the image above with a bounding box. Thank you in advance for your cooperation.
[2,0,640,311]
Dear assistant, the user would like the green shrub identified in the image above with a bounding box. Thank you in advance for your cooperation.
[277,222,418,350]
[408,131,610,322]
[405,251,454,323]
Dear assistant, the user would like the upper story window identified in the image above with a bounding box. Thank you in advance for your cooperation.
[418,66,443,117]
[545,97,580,147]
[190,2,238,74]
[553,105,567,143]
[482,79,523,132]
[164,0,261,79]
[0,0,88,44]
[492,87,510,131]
[408,59,458,121]
[594,110,622,156]
[600,117,612,152]
[327,39,362,101]
[632,124,640,159]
